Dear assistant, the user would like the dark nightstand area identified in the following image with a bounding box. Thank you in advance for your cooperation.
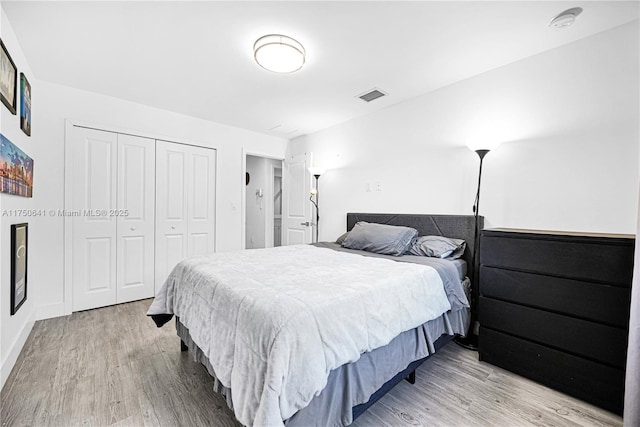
[478,228,634,415]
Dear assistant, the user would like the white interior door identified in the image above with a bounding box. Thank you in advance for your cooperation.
[116,134,155,303]
[155,140,188,290]
[187,145,216,257]
[72,127,118,311]
[282,152,312,245]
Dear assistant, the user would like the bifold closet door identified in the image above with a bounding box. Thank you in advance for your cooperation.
[71,127,118,311]
[72,127,155,311]
[155,141,216,290]
[116,134,156,303]
[186,144,216,256]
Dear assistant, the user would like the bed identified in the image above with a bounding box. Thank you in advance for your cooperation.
[148,213,481,426]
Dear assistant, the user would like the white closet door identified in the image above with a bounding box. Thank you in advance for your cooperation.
[155,140,189,290]
[116,134,156,303]
[187,145,216,257]
[155,141,216,290]
[72,127,118,311]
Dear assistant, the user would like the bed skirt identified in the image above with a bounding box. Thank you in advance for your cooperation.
[176,307,469,427]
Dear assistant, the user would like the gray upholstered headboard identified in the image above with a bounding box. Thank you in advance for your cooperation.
[346,213,484,280]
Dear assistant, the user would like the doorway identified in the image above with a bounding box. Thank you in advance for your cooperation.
[273,166,283,247]
[245,154,283,249]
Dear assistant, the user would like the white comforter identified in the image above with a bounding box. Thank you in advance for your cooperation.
[148,245,451,426]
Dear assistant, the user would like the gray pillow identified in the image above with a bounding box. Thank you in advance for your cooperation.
[335,232,350,245]
[342,222,418,256]
[408,235,466,259]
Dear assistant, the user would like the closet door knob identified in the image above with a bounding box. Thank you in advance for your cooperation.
[171,225,176,230]
[130,226,136,231]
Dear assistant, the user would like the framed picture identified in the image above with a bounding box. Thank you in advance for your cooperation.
[0,39,17,115]
[11,223,28,315]
[0,134,34,197]
[20,73,31,136]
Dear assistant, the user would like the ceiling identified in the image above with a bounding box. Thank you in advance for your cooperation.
[3,1,639,139]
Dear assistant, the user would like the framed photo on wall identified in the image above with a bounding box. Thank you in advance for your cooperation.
[11,223,28,315]
[20,73,31,136]
[0,39,17,115]
[0,134,34,197]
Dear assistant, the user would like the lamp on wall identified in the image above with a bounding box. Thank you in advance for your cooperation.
[455,140,501,351]
[308,166,325,243]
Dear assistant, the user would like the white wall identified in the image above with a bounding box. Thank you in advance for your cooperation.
[291,22,639,241]
[623,152,640,426]
[0,10,38,389]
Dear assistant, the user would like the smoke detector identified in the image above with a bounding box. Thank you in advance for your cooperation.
[549,7,583,29]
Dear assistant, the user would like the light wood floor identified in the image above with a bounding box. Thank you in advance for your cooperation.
[1,299,622,427]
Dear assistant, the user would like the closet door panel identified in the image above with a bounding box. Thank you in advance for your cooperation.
[155,141,188,290]
[164,234,186,272]
[122,236,144,282]
[187,146,216,257]
[72,127,117,311]
[117,134,155,303]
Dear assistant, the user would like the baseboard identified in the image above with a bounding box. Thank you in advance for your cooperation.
[0,308,36,391]
[36,301,66,320]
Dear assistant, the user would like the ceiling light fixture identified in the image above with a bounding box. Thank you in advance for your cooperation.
[549,7,583,29]
[254,34,305,73]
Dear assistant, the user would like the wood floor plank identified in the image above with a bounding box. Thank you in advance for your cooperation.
[1,299,624,427]
[109,412,145,427]
[1,347,60,427]
[93,351,140,427]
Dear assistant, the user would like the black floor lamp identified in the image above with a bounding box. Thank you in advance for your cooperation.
[455,144,498,351]
[308,166,325,243]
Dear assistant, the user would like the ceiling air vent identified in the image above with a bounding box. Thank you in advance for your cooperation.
[358,88,387,103]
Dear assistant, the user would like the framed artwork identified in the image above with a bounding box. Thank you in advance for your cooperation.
[11,223,28,315]
[0,133,34,197]
[0,39,17,114]
[20,73,31,136]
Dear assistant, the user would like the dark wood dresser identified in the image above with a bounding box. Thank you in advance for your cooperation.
[478,228,634,415]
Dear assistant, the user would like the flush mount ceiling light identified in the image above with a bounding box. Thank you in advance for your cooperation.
[549,7,583,29]
[254,34,305,73]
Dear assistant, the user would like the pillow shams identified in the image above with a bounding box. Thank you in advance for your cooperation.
[342,222,418,256]
[408,235,466,259]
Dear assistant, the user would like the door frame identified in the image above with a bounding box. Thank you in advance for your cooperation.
[241,150,285,250]
[63,119,219,315]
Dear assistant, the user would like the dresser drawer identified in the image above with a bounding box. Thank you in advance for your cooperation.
[480,233,633,286]
[479,327,624,415]
[479,297,628,368]
[480,266,631,328]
